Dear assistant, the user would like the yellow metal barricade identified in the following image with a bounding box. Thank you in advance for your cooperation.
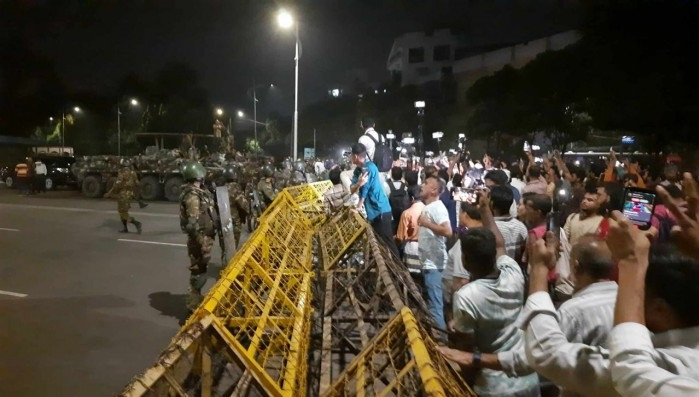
[323,308,476,397]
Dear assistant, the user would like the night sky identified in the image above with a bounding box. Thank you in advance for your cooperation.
[3,0,580,114]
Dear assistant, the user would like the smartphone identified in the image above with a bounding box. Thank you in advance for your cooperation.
[546,211,560,236]
[622,187,658,230]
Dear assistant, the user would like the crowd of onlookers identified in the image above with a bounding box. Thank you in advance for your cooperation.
[321,119,699,397]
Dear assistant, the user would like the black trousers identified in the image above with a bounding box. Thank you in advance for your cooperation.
[370,212,400,259]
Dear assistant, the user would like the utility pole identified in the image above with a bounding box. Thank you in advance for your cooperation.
[117,106,121,156]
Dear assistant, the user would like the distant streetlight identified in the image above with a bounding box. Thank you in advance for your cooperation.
[237,110,245,118]
[62,105,82,155]
[247,81,275,142]
[49,117,54,122]
[277,8,300,160]
[117,98,140,156]
[215,108,224,116]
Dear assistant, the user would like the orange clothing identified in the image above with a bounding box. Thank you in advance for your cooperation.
[397,201,425,242]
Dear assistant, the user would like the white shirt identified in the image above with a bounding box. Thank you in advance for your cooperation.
[609,322,699,397]
[418,200,450,270]
[495,216,528,263]
[34,162,47,175]
[340,169,355,192]
[503,282,618,397]
[444,239,470,281]
[358,128,381,161]
[517,291,620,397]
[383,179,404,197]
[511,178,526,195]
[453,255,539,396]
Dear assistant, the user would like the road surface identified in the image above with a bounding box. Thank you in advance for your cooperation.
[0,187,244,396]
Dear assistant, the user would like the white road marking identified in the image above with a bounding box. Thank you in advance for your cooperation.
[0,289,28,298]
[118,238,186,247]
[0,203,178,218]
[0,227,20,232]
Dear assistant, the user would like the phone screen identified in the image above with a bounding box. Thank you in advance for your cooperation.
[622,188,657,229]
[453,188,478,204]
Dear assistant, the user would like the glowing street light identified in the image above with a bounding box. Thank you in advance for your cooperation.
[117,98,140,156]
[49,117,54,121]
[73,106,81,113]
[237,110,245,118]
[277,9,294,29]
[61,105,82,155]
[277,8,300,160]
[215,108,224,116]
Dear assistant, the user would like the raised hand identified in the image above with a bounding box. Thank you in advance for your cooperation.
[657,173,699,260]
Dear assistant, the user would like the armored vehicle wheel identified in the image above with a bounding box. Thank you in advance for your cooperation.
[164,176,184,202]
[139,175,162,201]
[82,175,104,198]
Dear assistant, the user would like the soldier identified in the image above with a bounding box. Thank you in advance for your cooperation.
[257,164,277,207]
[223,164,246,249]
[105,161,143,234]
[180,160,216,312]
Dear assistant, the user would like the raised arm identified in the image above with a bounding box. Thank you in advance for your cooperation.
[478,191,506,258]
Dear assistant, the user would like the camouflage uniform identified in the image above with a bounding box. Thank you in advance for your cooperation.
[257,177,277,207]
[106,167,142,233]
[226,181,247,249]
[180,183,216,311]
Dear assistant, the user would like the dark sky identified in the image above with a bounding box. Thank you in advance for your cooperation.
[4,0,580,114]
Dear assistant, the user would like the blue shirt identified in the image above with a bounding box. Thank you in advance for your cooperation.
[352,161,391,221]
[439,189,458,231]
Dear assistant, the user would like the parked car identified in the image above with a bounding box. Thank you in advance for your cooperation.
[4,155,77,190]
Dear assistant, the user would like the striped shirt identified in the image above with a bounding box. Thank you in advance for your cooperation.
[559,281,617,346]
[500,282,619,397]
[495,216,528,263]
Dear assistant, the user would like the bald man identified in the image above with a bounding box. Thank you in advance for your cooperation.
[441,234,620,397]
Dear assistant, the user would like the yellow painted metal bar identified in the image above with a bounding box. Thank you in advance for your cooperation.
[280,273,312,395]
[399,308,446,396]
[209,316,284,397]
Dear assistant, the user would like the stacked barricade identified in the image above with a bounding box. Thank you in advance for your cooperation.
[120,184,330,397]
[315,208,474,395]
[120,182,474,397]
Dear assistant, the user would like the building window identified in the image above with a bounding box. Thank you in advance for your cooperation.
[455,46,470,60]
[408,47,424,64]
[417,67,430,76]
[433,45,451,61]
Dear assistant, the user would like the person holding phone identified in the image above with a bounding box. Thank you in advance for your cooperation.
[350,143,399,258]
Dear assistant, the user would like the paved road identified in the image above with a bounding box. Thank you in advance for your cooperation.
[0,187,243,396]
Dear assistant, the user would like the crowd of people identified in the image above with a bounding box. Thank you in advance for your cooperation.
[319,118,699,397]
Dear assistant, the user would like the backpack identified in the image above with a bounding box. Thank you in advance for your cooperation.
[388,181,410,222]
[365,132,393,172]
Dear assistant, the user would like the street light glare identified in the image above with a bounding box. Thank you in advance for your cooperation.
[130,98,139,106]
[277,9,294,29]
[49,117,54,121]
[215,108,224,116]
[73,107,81,113]
[237,110,245,118]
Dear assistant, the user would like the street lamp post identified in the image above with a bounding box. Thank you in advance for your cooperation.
[278,9,300,160]
[117,98,139,156]
[61,106,81,155]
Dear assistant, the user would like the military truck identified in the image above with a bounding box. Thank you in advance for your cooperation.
[72,147,226,202]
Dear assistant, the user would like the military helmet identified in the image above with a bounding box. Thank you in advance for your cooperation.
[222,164,239,181]
[181,160,206,181]
[121,158,132,168]
[324,159,336,171]
[262,164,275,178]
[293,159,306,172]
[282,158,293,170]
